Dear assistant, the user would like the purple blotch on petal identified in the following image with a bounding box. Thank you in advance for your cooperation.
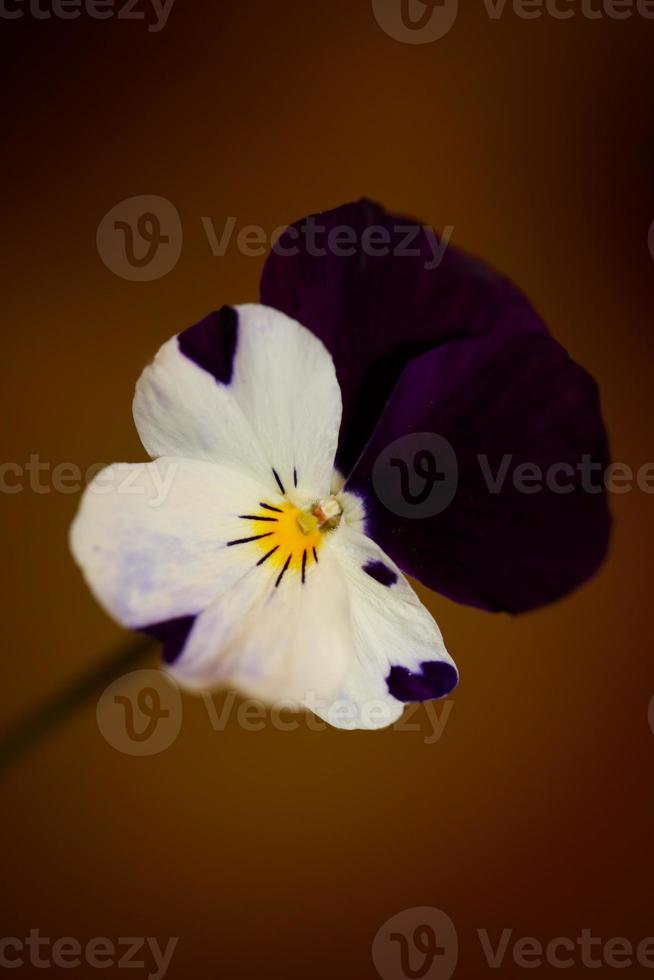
[363,559,397,587]
[178,306,238,384]
[387,661,458,703]
[140,615,197,664]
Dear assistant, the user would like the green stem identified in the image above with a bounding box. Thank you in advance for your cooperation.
[0,636,156,774]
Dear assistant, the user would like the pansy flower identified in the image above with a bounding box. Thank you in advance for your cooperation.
[71,200,611,730]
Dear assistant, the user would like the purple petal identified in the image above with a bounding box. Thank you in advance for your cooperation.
[346,331,612,613]
[178,306,238,384]
[260,199,546,475]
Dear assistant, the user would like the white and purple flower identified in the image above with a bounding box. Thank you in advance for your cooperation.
[71,200,611,730]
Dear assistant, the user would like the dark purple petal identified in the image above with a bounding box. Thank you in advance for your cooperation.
[387,661,459,703]
[178,306,238,384]
[363,560,398,587]
[261,199,611,612]
[140,615,197,664]
[346,331,612,613]
[261,199,546,475]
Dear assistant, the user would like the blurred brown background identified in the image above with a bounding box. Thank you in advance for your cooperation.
[2,1,654,977]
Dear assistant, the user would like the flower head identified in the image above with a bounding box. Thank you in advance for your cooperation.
[71,303,457,730]
[71,200,611,731]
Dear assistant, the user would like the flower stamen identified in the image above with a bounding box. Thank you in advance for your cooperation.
[234,493,342,586]
[313,497,343,530]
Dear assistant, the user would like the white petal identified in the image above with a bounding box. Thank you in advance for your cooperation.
[133,304,342,498]
[168,546,352,705]
[70,459,277,629]
[313,528,458,731]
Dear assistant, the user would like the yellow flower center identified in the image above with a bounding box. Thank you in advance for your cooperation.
[250,498,342,583]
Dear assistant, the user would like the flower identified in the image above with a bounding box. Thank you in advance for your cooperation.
[71,304,458,730]
[71,200,611,731]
